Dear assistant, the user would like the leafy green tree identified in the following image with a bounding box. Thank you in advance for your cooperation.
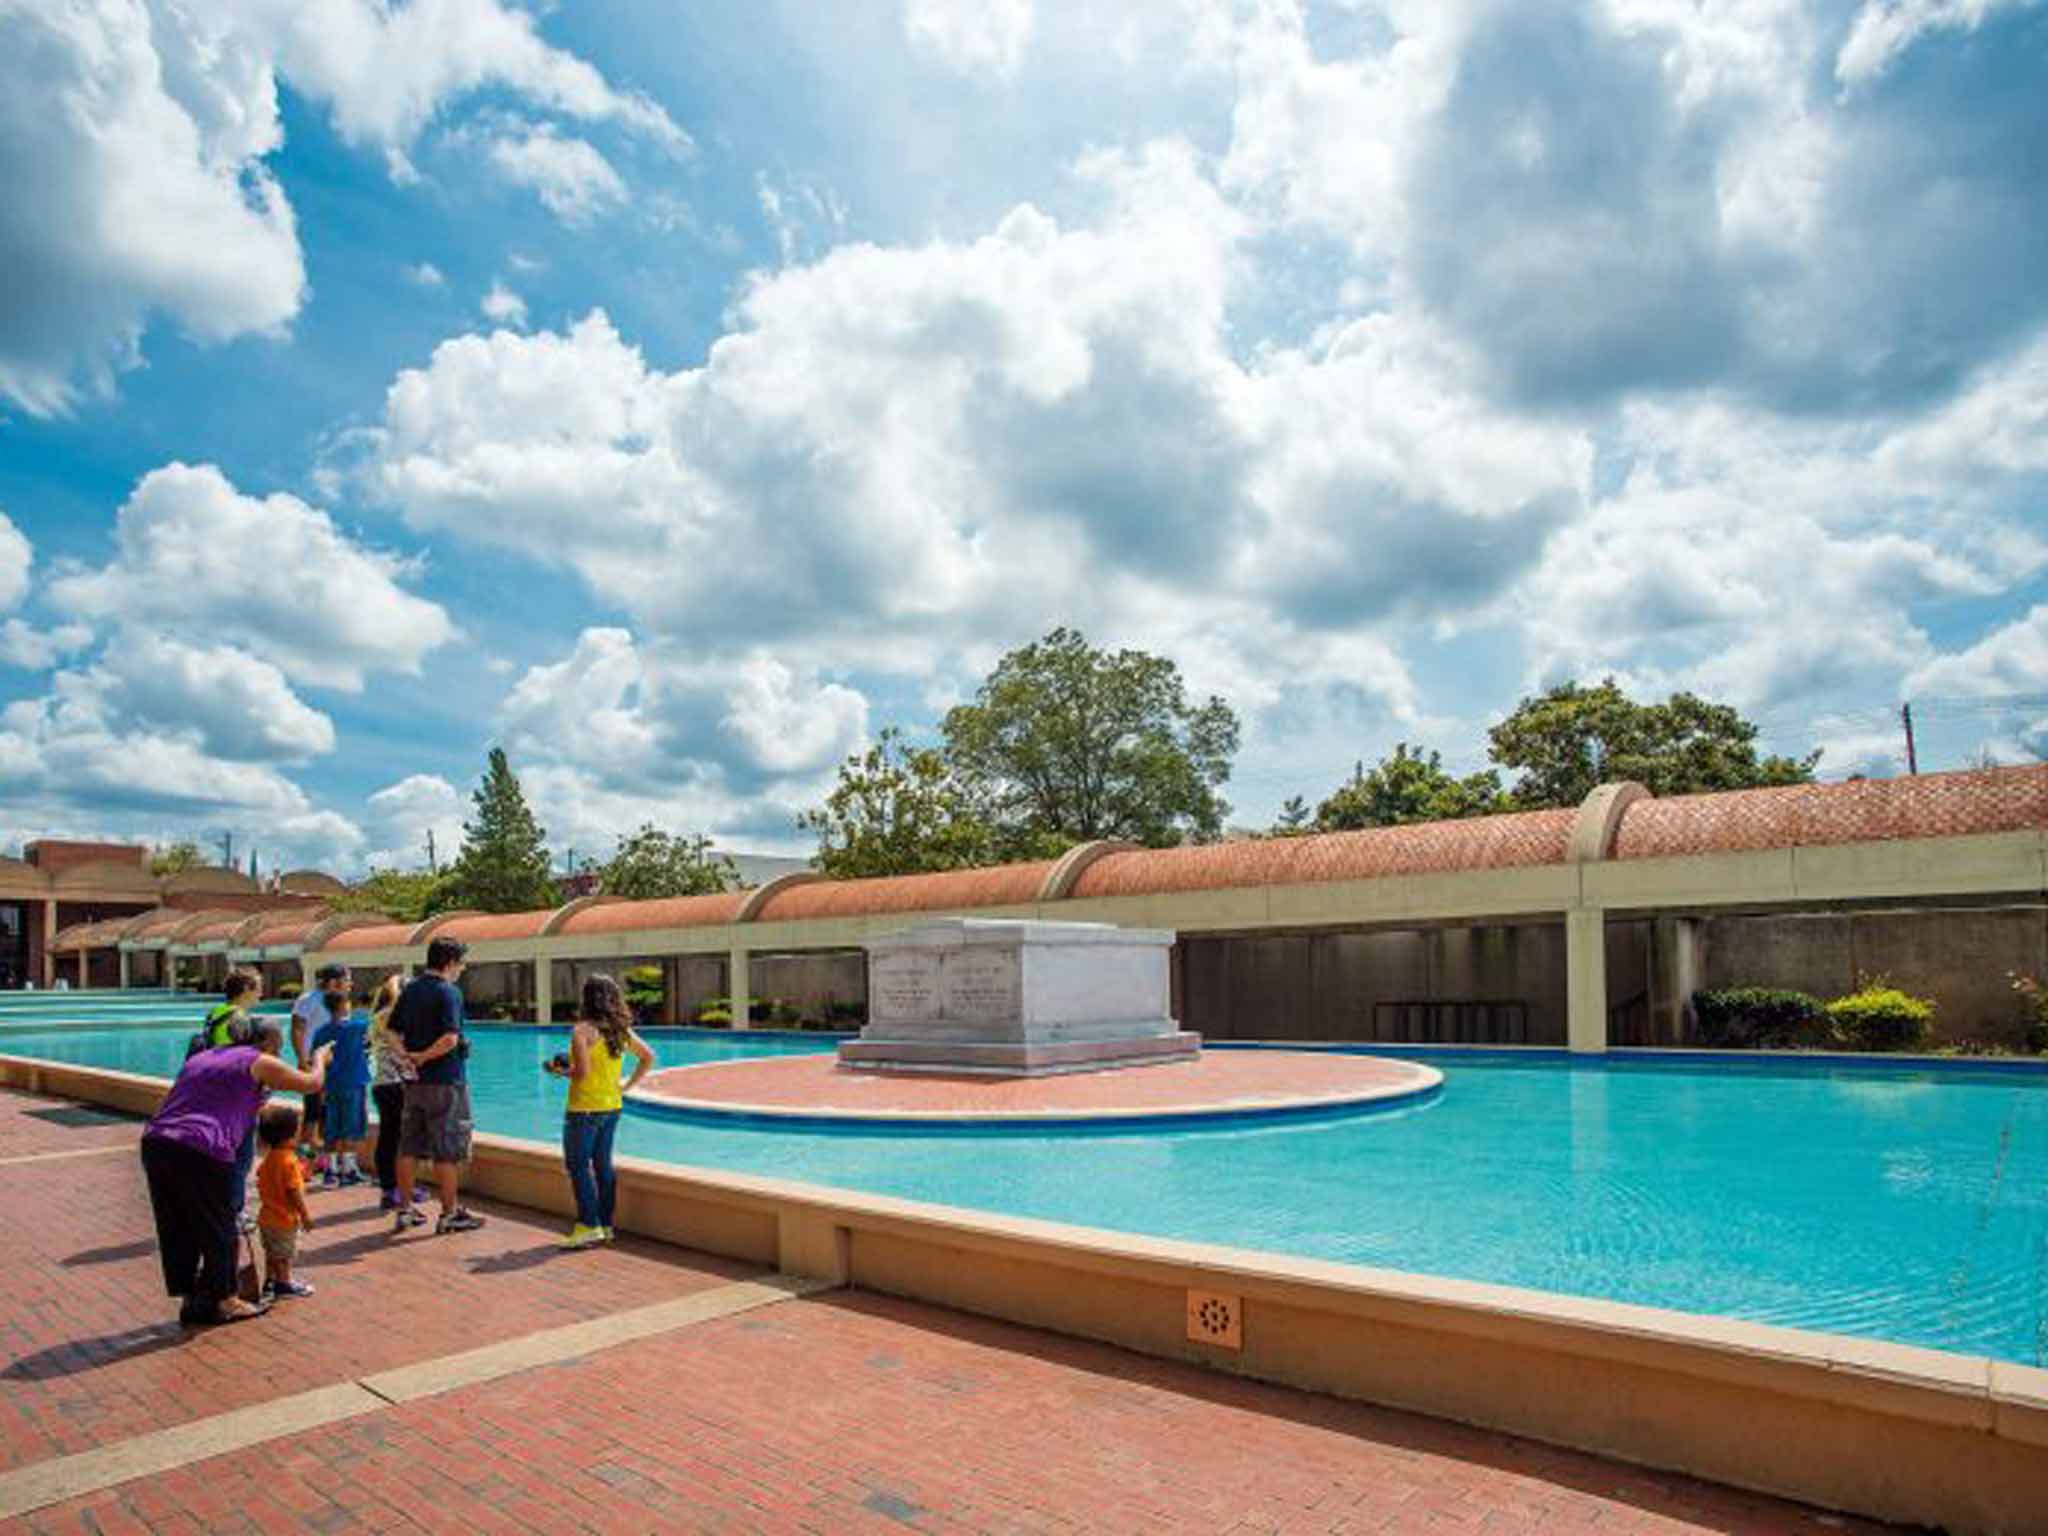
[436,748,557,913]
[149,841,204,877]
[1487,680,1819,809]
[327,869,450,924]
[1271,795,1313,836]
[599,825,738,899]
[941,627,1240,848]
[799,728,1013,878]
[1314,744,1507,830]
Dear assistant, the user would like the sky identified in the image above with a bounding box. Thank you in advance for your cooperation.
[0,0,2045,876]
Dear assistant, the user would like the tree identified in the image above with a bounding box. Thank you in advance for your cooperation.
[150,841,203,877]
[1314,744,1507,830]
[436,748,557,913]
[599,825,739,899]
[941,627,1241,848]
[1271,795,1313,836]
[1487,680,1819,809]
[327,869,450,924]
[799,728,1011,879]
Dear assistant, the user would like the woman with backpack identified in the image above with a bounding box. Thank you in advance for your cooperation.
[543,974,656,1249]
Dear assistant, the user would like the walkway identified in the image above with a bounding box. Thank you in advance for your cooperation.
[0,1086,1895,1534]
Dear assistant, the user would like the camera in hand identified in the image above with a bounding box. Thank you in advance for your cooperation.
[546,1052,570,1074]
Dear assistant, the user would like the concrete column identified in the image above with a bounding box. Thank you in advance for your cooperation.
[1649,916,1701,1046]
[533,955,552,1026]
[729,945,751,1031]
[40,900,56,987]
[661,957,682,1026]
[118,949,131,989]
[1565,908,1608,1054]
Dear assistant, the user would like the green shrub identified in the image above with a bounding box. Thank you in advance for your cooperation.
[693,995,768,1026]
[1691,988,1833,1049]
[2008,974,2048,1055]
[1826,981,1935,1052]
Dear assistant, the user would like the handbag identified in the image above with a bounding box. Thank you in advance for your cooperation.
[236,1227,264,1303]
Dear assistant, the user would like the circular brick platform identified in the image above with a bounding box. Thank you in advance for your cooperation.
[628,1049,1442,1128]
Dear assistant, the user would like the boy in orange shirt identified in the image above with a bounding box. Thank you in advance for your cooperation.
[255,1102,315,1299]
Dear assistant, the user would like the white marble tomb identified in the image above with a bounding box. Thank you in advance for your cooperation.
[838,917,1200,1077]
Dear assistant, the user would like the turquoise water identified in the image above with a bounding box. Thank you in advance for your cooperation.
[4,1018,2044,1367]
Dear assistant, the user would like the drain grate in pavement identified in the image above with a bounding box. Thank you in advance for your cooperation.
[24,1106,140,1128]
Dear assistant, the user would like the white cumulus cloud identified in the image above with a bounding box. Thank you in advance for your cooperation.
[50,462,455,691]
[480,282,529,327]
[0,0,684,415]
[904,0,1036,79]
[487,122,627,225]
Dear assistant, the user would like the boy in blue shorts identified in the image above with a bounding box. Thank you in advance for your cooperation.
[309,982,370,1188]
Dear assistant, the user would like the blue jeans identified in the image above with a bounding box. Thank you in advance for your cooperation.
[231,1127,255,1215]
[562,1111,620,1229]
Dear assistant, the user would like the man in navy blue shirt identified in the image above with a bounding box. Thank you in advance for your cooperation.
[390,937,485,1235]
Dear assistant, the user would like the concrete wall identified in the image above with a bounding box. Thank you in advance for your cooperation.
[752,950,865,1023]
[1180,923,1578,1045]
[1700,904,2048,1047]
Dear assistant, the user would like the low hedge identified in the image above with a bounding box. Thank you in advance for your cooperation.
[1691,988,1832,1049]
[1826,983,1935,1052]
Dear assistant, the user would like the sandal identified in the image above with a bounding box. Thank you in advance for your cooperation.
[209,1297,270,1325]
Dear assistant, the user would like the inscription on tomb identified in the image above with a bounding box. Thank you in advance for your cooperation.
[942,948,1021,1022]
[870,950,941,1024]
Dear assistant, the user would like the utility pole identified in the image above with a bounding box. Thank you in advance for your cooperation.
[219,830,235,870]
[1901,702,1919,775]
[425,830,438,873]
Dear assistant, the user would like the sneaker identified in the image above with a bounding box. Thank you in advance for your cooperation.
[320,1170,340,1190]
[392,1206,427,1234]
[559,1224,604,1250]
[263,1279,315,1300]
[599,1228,615,1244]
[338,1169,366,1187]
[435,1208,486,1235]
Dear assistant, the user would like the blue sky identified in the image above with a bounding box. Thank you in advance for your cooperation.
[1,0,2045,874]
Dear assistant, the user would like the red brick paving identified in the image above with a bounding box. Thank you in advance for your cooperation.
[0,1090,141,1162]
[641,1051,1436,1119]
[8,1292,1898,1535]
[0,1088,754,1471]
[0,1086,1903,1534]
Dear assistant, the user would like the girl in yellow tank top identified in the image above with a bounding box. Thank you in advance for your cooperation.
[546,974,656,1248]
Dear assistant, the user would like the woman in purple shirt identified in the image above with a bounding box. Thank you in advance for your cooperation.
[141,1022,332,1326]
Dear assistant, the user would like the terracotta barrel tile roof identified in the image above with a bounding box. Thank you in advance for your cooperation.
[434,910,554,943]
[125,908,194,943]
[53,916,137,949]
[1071,810,1578,900]
[1612,765,2048,860]
[181,912,254,945]
[325,922,416,952]
[248,913,326,949]
[556,892,749,937]
[754,862,1058,923]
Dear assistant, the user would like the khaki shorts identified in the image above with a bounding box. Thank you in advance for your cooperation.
[259,1224,299,1265]
[398,1082,473,1165]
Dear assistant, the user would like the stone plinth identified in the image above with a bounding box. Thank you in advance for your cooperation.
[839,918,1198,1077]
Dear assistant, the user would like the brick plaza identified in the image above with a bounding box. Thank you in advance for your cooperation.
[0,1086,1894,1534]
